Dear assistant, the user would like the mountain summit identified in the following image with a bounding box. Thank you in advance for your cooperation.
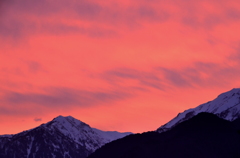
[0,115,131,158]
[157,88,240,132]
[45,115,131,152]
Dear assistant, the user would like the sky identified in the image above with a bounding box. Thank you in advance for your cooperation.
[1,0,240,134]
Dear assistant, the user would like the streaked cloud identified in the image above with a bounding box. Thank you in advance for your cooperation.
[34,118,42,122]
[103,68,165,91]
[1,87,132,109]
[1,0,240,134]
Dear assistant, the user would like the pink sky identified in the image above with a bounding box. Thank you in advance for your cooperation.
[1,0,240,134]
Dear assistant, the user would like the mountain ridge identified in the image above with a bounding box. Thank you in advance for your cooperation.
[0,115,131,158]
[88,112,240,158]
[157,88,240,132]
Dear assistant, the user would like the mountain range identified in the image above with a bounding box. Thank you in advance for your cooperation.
[88,88,240,158]
[88,112,240,158]
[1,88,240,158]
[0,115,131,158]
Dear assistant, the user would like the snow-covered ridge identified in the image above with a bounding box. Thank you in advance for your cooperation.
[42,115,131,152]
[0,115,132,158]
[92,128,132,142]
[157,88,240,133]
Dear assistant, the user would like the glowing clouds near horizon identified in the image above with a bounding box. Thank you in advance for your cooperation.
[1,0,240,134]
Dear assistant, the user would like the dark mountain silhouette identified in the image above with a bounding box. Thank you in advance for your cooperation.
[88,112,240,158]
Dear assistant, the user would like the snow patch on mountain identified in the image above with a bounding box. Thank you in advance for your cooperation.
[42,115,131,152]
[157,88,240,133]
[92,128,132,142]
[0,115,132,158]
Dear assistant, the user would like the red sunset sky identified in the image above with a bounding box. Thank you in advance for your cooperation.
[1,0,240,134]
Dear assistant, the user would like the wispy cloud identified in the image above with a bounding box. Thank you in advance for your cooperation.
[34,118,42,122]
[160,68,193,87]
[101,57,240,92]
[103,68,165,91]
[1,0,240,134]
[2,87,132,107]
[26,61,44,74]
[0,0,171,41]
[156,61,240,89]
[0,87,133,115]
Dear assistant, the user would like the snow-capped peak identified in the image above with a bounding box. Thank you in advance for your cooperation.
[42,115,131,152]
[51,115,90,131]
[0,115,131,158]
[157,88,240,133]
